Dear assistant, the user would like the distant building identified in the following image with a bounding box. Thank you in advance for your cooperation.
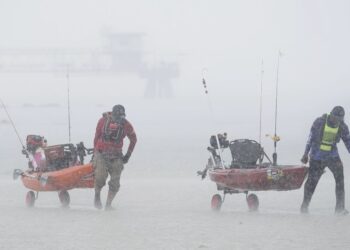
[140,61,179,98]
[0,32,180,98]
[106,33,146,73]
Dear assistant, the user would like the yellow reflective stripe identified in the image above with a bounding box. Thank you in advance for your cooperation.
[320,115,339,151]
[322,126,338,143]
[320,144,332,151]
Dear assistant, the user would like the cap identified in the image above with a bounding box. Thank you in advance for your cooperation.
[112,105,126,119]
[331,106,345,120]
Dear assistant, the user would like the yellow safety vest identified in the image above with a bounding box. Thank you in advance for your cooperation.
[320,115,339,151]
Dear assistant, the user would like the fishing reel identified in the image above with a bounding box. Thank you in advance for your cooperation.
[209,133,229,149]
[266,134,280,166]
[76,142,94,164]
[265,134,281,142]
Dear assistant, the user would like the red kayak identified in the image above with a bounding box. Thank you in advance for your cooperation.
[208,165,308,192]
[198,137,309,211]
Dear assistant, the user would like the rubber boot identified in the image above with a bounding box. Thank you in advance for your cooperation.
[105,190,117,211]
[94,190,102,210]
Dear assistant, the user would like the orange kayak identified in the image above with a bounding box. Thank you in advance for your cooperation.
[21,163,94,192]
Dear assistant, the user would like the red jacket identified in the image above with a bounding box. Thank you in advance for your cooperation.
[94,113,137,155]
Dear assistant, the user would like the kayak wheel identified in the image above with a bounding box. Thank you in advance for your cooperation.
[247,193,259,211]
[58,190,70,207]
[211,194,223,211]
[26,191,35,207]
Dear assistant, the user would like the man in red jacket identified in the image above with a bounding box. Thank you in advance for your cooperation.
[93,105,137,210]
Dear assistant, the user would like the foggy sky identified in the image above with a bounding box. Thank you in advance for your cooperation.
[0,0,349,100]
[1,0,350,171]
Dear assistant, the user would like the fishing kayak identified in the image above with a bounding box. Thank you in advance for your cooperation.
[20,163,94,192]
[208,165,308,192]
[199,137,309,211]
[13,140,95,207]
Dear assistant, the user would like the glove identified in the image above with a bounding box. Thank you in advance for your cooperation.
[301,154,308,164]
[123,152,131,164]
[197,169,207,180]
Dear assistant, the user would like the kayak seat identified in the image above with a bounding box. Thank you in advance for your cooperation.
[229,139,263,169]
[44,144,78,171]
[44,146,67,171]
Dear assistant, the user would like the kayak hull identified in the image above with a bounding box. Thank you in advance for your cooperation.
[21,163,94,191]
[208,165,308,192]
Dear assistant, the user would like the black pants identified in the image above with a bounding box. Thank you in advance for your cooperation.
[302,158,345,211]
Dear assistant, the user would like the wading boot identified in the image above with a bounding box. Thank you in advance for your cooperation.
[335,208,349,216]
[105,190,117,211]
[94,191,102,210]
[300,203,309,214]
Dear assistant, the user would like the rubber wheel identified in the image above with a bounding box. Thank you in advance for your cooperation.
[58,190,70,207]
[247,193,259,211]
[26,191,35,207]
[211,194,223,211]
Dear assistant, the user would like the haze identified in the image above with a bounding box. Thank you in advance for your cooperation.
[0,1,350,249]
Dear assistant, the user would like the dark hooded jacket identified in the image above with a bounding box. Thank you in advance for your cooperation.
[304,114,350,160]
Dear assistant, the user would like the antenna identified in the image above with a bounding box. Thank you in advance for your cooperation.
[66,65,71,143]
[201,69,225,168]
[259,59,264,145]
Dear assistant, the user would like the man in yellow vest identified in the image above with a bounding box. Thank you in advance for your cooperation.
[300,106,350,215]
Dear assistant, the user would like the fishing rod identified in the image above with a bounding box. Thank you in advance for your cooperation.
[0,97,38,169]
[201,69,225,169]
[259,59,264,146]
[272,50,282,166]
[66,65,71,143]
[258,59,264,165]
[0,97,25,149]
